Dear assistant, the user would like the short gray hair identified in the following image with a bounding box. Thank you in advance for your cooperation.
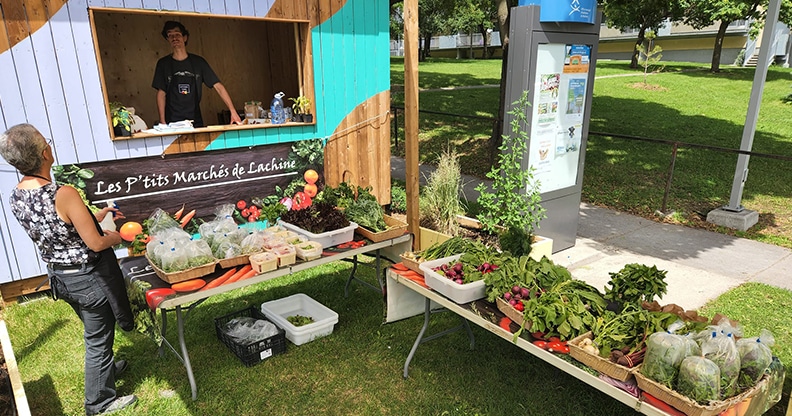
[0,124,47,175]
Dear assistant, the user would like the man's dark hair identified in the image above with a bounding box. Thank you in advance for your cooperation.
[161,21,189,42]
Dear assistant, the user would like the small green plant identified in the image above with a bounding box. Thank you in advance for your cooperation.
[110,102,132,132]
[289,96,312,115]
[475,91,545,235]
[421,148,465,236]
[389,184,407,213]
[603,263,668,308]
[636,30,663,85]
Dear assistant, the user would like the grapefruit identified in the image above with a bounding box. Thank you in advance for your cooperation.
[119,221,143,242]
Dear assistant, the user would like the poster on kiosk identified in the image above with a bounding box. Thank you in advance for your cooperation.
[505,2,600,251]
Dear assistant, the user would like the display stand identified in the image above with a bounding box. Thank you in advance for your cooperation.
[387,269,672,416]
[121,234,410,400]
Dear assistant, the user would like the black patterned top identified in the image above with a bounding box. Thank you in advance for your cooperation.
[10,182,97,265]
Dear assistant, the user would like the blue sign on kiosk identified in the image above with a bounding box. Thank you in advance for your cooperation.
[517,0,597,25]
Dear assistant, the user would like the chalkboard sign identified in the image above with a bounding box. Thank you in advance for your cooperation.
[56,141,323,223]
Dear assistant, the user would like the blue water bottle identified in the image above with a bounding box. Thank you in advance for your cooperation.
[270,92,285,124]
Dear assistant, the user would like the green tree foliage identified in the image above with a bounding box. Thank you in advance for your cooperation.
[683,0,792,73]
[601,0,687,68]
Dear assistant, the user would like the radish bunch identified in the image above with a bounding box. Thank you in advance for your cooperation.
[503,285,532,311]
[433,262,465,285]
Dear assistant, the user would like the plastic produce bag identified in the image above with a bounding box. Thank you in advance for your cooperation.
[640,332,689,388]
[160,246,190,272]
[185,239,215,268]
[700,328,741,399]
[677,355,721,404]
[222,317,279,344]
[147,208,181,235]
[240,231,267,254]
[736,329,774,387]
[213,239,241,260]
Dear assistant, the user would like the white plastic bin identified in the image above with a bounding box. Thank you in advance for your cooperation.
[278,221,357,249]
[419,254,486,304]
[260,294,339,345]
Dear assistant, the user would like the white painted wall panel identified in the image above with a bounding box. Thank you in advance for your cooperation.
[68,0,119,162]
[225,0,241,16]
[161,0,178,10]
[193,0,210,13]
[208,0,225,15]
[142,0,162,10]
[240,1,255,17]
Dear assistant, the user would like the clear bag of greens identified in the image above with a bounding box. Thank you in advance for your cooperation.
[185,239,214,268]
[641,332,689,388]
[160,245,190,272]
[227,227,250,245]
[240,231,267,254]
[736,329,774,387]
[213,239,241,260]
[677,355,721,404]
[147,208,181,235]
[700,327,741,399]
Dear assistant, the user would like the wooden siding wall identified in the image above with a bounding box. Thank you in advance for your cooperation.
[0,0,391,285]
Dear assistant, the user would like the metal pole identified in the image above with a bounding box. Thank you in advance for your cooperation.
[725,0,782,211]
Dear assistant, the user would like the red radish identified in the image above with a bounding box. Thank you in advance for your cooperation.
[512,285,521,295]
[503,292,512,300]
[520,287,530,298]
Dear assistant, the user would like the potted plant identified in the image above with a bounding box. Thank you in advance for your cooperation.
[110,102,132,137]
[289,96,312,123]
[475,91,551,260]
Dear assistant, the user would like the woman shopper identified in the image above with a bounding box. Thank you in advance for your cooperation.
[0,124,137,415]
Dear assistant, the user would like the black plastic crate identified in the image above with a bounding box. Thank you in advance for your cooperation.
[215,306,287,367]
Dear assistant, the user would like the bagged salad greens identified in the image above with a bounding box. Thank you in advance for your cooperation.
[677,355,721,404]
[700,323,741,399]
[736,329,774,387]
[641,332,689,388]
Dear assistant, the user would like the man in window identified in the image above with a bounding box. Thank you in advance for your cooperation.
[152,21,242,127]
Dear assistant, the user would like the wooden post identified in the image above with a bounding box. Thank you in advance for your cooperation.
[403,0,420,250]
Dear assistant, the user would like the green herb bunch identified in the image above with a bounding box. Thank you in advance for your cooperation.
[604,263,668,308]
[475,91,545,235]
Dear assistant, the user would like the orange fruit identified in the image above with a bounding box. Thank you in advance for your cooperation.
[303,183,318,198]
[119,221,143,242]
[303,169,319,184]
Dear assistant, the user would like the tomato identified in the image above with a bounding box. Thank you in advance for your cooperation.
[532,340,548,349]
[236,200,247,210]
[549,336,561,343]
[292,191,312,210]
[303,169,319,184]
[531,331,546,340]
[241,208,250,217]
[248,215,257,222]
[498,317,512,332]
[513,302,524,312]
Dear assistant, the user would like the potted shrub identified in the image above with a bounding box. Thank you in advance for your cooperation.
[475,91,551,260]
[110,102,132,137]
[289,96,312,123]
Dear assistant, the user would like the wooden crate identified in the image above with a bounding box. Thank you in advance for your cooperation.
[217,253,255,269]
[147,255,217,284]
[634,370,767,416]
[568,332,635,382]
[355,215,408,242]
[399,253,424,275]
[496,297,530,329]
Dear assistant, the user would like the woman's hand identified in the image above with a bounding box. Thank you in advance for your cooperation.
[95,206,125,222]
[102,229,123,246]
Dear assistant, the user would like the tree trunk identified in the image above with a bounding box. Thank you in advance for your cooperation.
[479,24,489,59]
[493,0,510,164]
[419,33,432,61]
[630,26,647,69]
[711,20,730,73]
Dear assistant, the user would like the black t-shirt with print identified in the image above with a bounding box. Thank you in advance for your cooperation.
[152,54,221,127]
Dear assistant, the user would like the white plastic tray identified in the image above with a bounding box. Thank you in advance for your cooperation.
[260,293,339,346]
[278,221,358,248]
[419,254,486,304]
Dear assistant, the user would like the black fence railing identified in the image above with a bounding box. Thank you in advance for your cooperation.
[390,106,792,214]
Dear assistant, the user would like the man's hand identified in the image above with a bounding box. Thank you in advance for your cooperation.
[229,111,242,125]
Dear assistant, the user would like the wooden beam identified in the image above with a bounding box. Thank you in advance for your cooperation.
[403,0,420,250]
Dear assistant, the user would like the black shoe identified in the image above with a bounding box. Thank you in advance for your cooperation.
[114,360,128,376]
[98,395,137,414]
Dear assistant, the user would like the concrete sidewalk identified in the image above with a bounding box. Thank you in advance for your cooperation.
[390,156,792,309]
